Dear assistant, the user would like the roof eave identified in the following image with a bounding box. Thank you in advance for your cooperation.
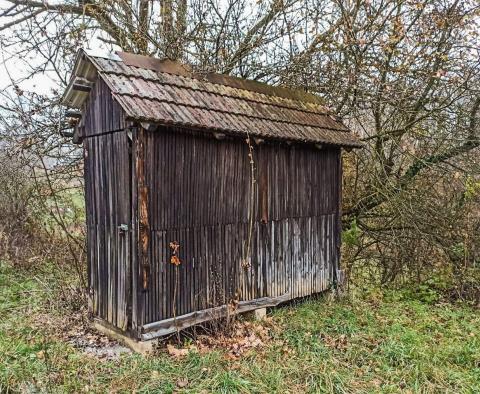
[127,117,363,149]
[61,49,99,108]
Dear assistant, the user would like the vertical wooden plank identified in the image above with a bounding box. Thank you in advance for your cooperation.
[136,127,149,329]
[130,127,139,335]
[335,149,342,286]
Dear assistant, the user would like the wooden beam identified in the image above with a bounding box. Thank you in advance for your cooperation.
[65,110,82,119]
[72,76,93,92]
[140,122,157,131]
[141,293,291,340]
[137,128,150,294]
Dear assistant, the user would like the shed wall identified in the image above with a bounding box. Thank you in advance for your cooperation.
[77,78,126,139]
[84,132,132,330]
[81,79,132,331]
[137,127,341,327]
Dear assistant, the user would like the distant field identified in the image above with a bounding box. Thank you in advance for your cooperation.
[1,262,479,393]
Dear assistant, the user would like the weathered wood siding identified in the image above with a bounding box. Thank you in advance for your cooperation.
[82,79,131,331]
[76,78,126,140]
[84,132,131,330]
[136,127,341,328]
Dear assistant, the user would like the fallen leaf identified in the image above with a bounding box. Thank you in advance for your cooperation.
[167,344,189,358]
[176,378,188,388]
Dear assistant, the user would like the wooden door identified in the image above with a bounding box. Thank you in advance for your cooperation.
[112,131,132,331]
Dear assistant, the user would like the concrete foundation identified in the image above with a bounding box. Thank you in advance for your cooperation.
[93,321,156,355]
[253,307,267,321]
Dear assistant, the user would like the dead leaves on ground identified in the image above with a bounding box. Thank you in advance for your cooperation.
[166,344,190,358]
[320,333,349,350]
[176,377,189,388]
[31,311,124,359]
[164,320,272,360]
[163,317,356,361]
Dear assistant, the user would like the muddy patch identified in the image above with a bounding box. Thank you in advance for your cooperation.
[32,309,132,360]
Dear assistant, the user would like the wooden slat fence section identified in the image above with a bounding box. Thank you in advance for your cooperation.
[140,216,335,324]
[143,128,338,230]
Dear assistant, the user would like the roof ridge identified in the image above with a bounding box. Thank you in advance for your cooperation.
[114,51,325,106]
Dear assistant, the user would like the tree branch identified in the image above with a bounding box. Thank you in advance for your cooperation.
[346,95,480,219]
[222,0,295,74]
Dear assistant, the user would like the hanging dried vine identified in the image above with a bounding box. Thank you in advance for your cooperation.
[242,135,255,270]
[169,241,182,342]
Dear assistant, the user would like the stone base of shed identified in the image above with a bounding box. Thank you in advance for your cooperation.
[245,307,267,321]
[92,319,157,355]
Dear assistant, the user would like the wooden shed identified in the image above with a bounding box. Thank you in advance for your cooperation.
[62,50,361,343]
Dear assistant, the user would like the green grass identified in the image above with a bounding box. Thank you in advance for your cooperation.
[1,261,480,393]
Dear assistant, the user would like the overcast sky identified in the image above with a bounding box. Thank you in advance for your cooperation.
[0,0,113,97]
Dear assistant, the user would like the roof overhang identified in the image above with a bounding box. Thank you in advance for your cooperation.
[61,49,121,109]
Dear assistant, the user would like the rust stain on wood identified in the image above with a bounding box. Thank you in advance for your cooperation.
[140,185,150,290]
[137,128,150,291]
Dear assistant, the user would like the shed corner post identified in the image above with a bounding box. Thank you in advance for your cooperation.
[82,136,94,316]
[334,148,345,292]
[131,124,150,339]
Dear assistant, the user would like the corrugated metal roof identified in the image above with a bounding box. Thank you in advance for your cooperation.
[63,50,361,148]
